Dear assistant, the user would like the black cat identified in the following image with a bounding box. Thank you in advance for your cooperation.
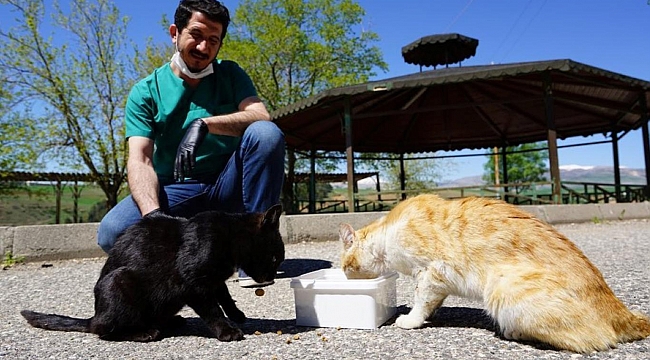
[21,204,284,342]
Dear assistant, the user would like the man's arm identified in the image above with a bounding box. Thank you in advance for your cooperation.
[201,96,270,136]
[127,136,160,216]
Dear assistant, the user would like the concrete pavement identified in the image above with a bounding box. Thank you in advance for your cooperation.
[1,219,649,359]
[2,202,650,262]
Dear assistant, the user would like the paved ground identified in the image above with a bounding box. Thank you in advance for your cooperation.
[1,220,649,360]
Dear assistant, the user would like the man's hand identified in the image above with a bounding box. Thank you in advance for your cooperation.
[174,118,208,182]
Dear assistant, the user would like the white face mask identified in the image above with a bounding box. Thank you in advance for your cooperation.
[171,32,214,79]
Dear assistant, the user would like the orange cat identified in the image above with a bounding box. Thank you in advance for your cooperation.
[339,194,650,353]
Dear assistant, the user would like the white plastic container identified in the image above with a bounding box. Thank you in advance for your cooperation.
[290,269,398,329]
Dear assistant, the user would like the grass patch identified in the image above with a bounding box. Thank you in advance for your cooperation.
[2,251,25,269]
[0,184,121,226]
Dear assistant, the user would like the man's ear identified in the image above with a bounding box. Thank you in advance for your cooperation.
[339,223,356,250]
[169,24,178,42]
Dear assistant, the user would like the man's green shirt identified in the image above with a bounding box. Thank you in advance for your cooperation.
[125,60,258,183]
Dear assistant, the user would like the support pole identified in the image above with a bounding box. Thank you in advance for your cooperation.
[309,148,316,213]
[284,148,296,214]
[543,73,562,204]
[493,147,500,199]
[612,129,622,202]
[55,180,62,224]
[399,154,406,200]
[376,173,382,202]
[344,97,355,212]
[72,180,82,223]
[640,93,650,199]
[502,146,509,202]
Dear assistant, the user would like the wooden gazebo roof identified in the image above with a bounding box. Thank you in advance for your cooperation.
[272,59,650,154]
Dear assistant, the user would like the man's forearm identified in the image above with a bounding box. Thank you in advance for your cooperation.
[203,108,270,136]
[127,161,161,216]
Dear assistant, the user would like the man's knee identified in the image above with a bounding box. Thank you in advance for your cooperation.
[96,196,142,253]
[97,211,130,253]
[97,217,118,253]
[244,121,284,146]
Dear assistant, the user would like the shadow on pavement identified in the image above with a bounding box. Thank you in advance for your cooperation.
[276,258,333,278]
[167,317,318,339]
[388,305,497,332]
[391,305,555,350]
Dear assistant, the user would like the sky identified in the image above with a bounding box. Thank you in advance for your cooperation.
[2,0,650,181]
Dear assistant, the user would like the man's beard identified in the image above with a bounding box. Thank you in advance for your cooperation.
[187,50,209,72]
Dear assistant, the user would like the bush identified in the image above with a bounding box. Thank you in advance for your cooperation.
[87,201,110,222]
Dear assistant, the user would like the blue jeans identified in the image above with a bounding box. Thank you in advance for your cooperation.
[97,121,285,253]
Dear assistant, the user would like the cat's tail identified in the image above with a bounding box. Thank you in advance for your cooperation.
[613,310,650,343]
[21,310,91,333]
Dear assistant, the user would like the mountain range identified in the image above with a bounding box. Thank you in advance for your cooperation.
[440,165,647,187]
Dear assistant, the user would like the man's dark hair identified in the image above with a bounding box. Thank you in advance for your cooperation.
[175,0,231,38]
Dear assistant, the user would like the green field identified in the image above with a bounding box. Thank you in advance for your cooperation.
[0,184,115,226]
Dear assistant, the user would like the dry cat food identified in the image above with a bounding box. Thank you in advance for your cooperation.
[255,288,265,296]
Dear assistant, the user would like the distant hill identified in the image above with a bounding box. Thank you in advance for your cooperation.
[440,165,647,187]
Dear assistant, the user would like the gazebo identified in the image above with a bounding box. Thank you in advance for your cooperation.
[272,35,650,212]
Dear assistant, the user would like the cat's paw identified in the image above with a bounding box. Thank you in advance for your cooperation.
[215,325,245,342]
[395,314,424,329]
[502,328,528,341]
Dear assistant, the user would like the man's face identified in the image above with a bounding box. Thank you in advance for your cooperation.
[172,11,223,72]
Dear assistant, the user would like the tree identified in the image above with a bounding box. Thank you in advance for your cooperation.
[0,0,136,209]
[220,0,387,112]
[483,142,548,194]
[357,152,450,193]
[130,15,174,79]
[218,0,387,212]
[294,182,333,201]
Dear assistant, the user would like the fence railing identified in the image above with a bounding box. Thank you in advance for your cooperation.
[4,172,648,219]
[1,171,101,224]
[294,181,648,214]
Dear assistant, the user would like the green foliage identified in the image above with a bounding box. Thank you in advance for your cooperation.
[87,200,110,222]
[0,109,44,174]
[293,151,346,174]
[131,14,174,78]
[0,0,134,208]
[294,182,333,200]
[214,0,388,208]
[0,183,112,225]
[220,0,388,111]
[2,251,25,268]
[358,153,450,191]
[483,143,548,193]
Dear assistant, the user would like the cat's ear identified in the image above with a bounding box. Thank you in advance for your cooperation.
[262,204,283,228]
[339,223,356,250]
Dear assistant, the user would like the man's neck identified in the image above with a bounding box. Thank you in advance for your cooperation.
[169,62,202,88]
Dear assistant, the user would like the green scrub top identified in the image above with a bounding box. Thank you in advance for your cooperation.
[125,59,258,183]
